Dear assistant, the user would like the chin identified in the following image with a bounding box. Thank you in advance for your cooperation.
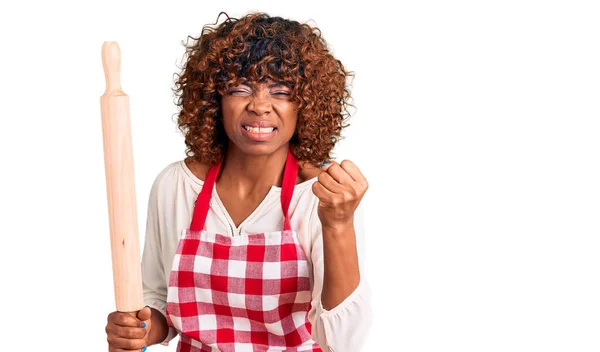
[237,143,282,156]
[230,136,291,157]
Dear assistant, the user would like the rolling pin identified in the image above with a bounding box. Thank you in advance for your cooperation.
[100,41,143,313]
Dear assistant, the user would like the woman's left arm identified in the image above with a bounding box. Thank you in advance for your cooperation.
[309,160,373,351]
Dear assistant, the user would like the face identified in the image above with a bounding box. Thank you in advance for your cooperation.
[220,79,298,156]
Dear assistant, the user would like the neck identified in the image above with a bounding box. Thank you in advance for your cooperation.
[219,144,290,193]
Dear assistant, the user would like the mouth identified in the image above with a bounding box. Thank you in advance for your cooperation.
[242,125,277,133]
[240,124,278,142]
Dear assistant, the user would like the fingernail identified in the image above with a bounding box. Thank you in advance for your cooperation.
[322,161,330,167]
[142,347,147,352]
[141,323,146,328]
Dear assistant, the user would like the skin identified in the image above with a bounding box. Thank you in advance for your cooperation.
[105,79,367,349]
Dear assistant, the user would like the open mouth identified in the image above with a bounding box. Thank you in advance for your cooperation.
[242,125,277,133]
[241,124,278,142]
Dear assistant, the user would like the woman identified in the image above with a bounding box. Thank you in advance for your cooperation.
[105,12,372,351]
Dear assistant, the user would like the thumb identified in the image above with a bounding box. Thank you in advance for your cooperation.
[137,306,152,322]
[320,160,333,171]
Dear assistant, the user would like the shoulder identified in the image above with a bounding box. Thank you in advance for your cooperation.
[183,156,210,182]
[149,157,204,197]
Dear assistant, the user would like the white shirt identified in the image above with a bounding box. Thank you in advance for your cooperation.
[142,159,372,351]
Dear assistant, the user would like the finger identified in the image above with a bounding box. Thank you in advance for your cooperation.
[339,160,368,187]
[108,337,146,350]
[320,160,333,171]
[136,306,151,322]
[323,161,354,185]
[317,170,344,193]
[312,180,336,201]
[110,312,140,327]
[115,326,148,339]
[106,323,147,340]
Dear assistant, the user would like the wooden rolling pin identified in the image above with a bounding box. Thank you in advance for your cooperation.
[100,41,143,313]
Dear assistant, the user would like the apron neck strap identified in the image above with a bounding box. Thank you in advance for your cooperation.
[189,156,222,232]
[281,148,298,231]
[189,147,299,232]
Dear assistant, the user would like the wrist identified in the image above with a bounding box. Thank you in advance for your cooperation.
[147,307,169,345]
[321,217,354,235]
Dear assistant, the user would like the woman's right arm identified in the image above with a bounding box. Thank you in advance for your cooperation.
[140,169,178,346]
[105,168,177,349]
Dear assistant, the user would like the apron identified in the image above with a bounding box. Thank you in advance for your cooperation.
[165,149,322,352]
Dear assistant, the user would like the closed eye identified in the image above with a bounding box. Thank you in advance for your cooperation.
[230,90,251,95]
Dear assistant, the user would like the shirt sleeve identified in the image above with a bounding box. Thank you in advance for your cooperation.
[306,198,373,351]
[141,172,178,346]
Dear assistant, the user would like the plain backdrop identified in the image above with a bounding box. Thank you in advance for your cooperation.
[1,0,599,351]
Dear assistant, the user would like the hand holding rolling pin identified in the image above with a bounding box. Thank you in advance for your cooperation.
[106,307,151,352]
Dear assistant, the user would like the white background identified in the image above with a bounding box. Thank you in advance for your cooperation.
[1,0,599,351]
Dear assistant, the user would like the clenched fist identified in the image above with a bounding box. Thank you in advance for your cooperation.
[311,160,368,231]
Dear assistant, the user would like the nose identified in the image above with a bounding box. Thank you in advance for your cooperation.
[247,94,272,116]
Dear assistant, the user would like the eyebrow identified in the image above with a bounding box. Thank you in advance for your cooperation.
[240,82,291,89]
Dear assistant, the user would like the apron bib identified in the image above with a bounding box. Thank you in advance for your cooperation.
[165,149,322,352]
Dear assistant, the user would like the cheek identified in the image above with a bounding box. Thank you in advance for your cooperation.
[279,111,297,130]
[288,108,299,127]
[278,103,299,124]
[221,98,232,116]
[289,115,298,129]
[221,100,241,128]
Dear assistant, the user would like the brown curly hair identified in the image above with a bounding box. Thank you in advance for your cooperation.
[173,12,354,166]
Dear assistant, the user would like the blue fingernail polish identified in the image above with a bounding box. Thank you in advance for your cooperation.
[142,347,147,352]
[322,161,330,167]
[141,323,146,328]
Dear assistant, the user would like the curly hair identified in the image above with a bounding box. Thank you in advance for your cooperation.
[173,12,354,166]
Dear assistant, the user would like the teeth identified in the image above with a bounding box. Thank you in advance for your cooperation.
[244,126,274,133]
